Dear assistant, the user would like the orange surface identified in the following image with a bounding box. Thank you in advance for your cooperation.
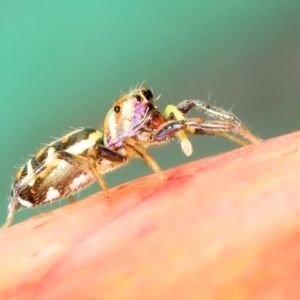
[0,131,300,300]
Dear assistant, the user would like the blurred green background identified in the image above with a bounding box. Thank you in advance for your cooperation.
[1,1,299,225]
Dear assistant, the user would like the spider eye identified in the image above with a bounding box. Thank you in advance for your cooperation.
[142,89,153,101]
[135,95,141,102]
[114,105,121,113]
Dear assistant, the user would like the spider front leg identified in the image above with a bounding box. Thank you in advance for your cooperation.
[181,117,261,148]
[175,100,262,145]
[151,116,260,158]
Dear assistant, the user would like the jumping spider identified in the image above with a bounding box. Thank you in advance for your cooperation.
[3,86,261,228]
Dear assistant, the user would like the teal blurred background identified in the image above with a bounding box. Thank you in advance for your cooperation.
[1,1,299,225]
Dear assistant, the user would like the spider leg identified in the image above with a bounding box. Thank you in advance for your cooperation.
[2,200,18,229]
[151,115,258,160]
[50,147,126,198]
[176,100,262,145]
[182,118,260,147]
[123,137,166,181]
[53,150,111,198]
[68,195,75,203]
